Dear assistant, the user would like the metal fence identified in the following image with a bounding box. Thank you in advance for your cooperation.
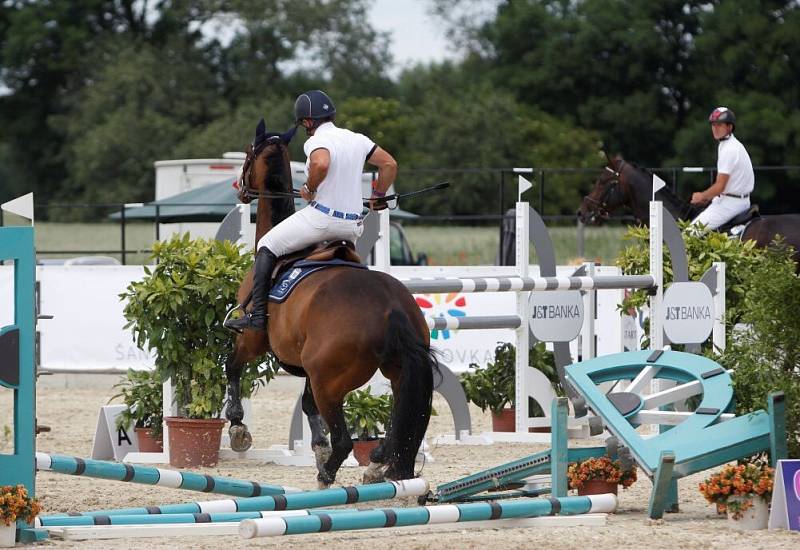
[6,164,798,265]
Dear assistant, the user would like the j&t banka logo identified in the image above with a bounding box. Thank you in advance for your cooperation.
[415,293,466,340]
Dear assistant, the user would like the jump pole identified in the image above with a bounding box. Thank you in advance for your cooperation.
[35,452,301,498]
[239,494,617,538]
[36,508,356,528]
[40,478,428,519]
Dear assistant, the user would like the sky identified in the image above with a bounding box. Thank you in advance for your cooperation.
[367,0,457,71]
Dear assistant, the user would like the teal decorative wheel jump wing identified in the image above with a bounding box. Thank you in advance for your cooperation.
[565,349,786,518]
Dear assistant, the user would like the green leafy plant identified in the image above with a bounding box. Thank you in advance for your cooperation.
[716,246,800,458]
[110,369,164,438]
[343,387,393,441]
[120,234,277,419]
[460,342,561,415]
[616,221,776,329]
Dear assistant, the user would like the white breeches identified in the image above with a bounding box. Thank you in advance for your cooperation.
[690,196,750,230]
[257,206,364,257]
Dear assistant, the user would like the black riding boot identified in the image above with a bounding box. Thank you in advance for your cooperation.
[224,247,276,332]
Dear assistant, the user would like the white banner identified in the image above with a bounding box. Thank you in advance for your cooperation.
[0,264,626,374]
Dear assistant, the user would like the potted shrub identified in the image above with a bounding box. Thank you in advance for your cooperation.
[461,342,561,432]
[567,456,637,496]
[343,387,393,466]
[120,234,271,468]
[111,368,164,452]
[699,461,774,529]
[0,484,41,547]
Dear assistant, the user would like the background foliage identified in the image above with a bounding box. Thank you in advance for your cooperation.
[3,1,800,216]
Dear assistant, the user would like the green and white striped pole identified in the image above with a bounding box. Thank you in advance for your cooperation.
[239,494,617,538]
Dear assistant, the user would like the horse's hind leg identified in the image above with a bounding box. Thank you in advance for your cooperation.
[301,379,332,476]
[362,371,400,484]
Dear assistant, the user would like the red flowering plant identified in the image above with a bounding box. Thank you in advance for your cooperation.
[698,462,774,519]
[0,484,42,526]
[567,456,637,491]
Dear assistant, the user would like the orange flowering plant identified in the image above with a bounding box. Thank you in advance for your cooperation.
[698,462,773,519]
[0,484,42,526]
[567,456,637,490]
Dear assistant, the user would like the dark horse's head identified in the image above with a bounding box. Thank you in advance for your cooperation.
[236,119,298,228]
[577,154,637,224]
[578,154,693,225]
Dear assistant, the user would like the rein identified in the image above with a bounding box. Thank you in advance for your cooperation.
[237,137,301,201]
[583,163,626,219]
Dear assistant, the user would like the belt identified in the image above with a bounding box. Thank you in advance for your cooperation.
[309,201,363,221]
[722,193,750,199]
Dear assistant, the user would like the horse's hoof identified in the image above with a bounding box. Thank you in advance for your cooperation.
[362,462,387,484]
[312,443,332,471]
[317,471,334,490]
[229,424,253,452]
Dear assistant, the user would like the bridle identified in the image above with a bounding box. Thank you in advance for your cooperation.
[583,161,629,219]
[236,136,301,202]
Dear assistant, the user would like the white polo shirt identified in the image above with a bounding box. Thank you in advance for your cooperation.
[304,122,376,214]
[717,134,754,196]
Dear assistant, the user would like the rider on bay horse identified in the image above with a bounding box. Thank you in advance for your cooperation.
[224,90,398,332]
[689,107,754,230]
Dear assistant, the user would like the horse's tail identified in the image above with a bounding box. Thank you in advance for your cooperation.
[381,309,439,479]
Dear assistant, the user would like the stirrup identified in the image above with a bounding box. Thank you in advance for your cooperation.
[223,304,246,334]
[224,313,265,332]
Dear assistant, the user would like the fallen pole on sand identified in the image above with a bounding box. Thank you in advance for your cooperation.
[36,452,300,498]
[41,478,429,519]
[239,494,617,538]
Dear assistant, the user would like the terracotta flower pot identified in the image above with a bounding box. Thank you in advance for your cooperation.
[352,438,382,466]
[165,417,226,468]
[577,479,618,496]
[491,407,516,432]
[135,426,163,453]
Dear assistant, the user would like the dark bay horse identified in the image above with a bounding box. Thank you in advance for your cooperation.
[577,155,800,268]
[224,120,438,488]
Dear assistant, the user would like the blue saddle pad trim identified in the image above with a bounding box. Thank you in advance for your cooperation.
[268,258,367,303]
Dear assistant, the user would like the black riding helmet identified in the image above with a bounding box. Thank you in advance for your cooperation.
[294,90,336,124]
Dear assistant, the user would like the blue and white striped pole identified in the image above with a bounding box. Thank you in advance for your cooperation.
[36,452,300,498]
[41,477,428,519]
[239,494,616,538]
[35,508,355,528]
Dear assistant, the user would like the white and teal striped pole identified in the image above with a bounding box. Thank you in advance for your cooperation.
[36,452,300,498]
[40,477,428,519]
[239,494,617,538]
[36,508,355,528]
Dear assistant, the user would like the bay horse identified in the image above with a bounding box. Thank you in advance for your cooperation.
[577,155,800,269]
[223,120,438,488]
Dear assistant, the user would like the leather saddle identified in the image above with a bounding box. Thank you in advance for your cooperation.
[717,205,760,235]
[271,240,363,281]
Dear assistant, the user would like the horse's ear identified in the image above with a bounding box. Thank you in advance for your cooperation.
[254,118,266,143]
[280,125,297,145]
